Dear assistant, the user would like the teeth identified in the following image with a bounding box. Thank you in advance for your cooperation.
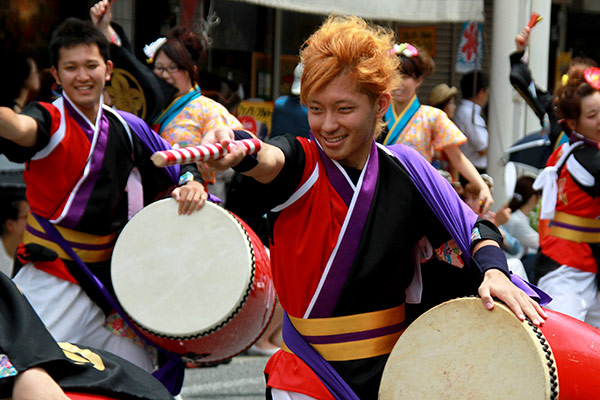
[326,136,345,143]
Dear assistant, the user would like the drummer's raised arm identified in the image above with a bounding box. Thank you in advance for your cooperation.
[201,127,285,184]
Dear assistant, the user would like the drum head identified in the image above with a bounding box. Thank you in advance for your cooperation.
[112,199,254,338]
[379,297,556,399]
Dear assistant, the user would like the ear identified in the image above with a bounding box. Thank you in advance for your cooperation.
[50,66,60,85]
[415,76,424,88]
[565,119,577,132]
[376,92,391,119]
[105,60,113,82]
[4,219,15,234]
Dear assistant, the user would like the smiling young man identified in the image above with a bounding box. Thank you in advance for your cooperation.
[201,15,547,400]
[0,18,206,375]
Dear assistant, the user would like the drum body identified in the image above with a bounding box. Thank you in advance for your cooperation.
[379,297,600,400]
[67,393,118,400]
[111,199,275,365]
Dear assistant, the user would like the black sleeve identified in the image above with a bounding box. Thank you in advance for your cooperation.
[572,146,600,198]
[509,51,563,145]
[0,273,173,400]
[225,134,305,219]
[1,102,52,163]
[107,24,177,123]
[0,273,73,397]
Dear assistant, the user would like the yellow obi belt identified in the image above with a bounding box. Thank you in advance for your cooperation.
[282,305,406,362]
[550,211,600,243]
[23,214,117,263]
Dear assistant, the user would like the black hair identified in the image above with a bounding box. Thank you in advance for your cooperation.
[398,46,434,79]
[49,18,110,68]
[460,71,489,99]
[154,26,208,85]
[0,50,32,108]
[507,176,540,212]
[0,189,26,236]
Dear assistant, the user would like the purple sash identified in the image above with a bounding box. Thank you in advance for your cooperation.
[32,213,185,396]
[282,142,550,400]
[307,137,379,318]
[282,313,360,400]
[57,98,110,228]
[386,143,551,305]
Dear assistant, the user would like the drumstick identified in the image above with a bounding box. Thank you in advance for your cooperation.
[528,12,542,29]
[151,138,262,167]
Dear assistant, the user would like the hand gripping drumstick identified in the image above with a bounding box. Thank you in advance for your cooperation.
[151,138,262,167]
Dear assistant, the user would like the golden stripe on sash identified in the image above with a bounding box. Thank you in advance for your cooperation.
[283,305,405,361]
[23,214,116,262]
[288,305,405,336]
[282,331,404,362]
[550,211,600,243]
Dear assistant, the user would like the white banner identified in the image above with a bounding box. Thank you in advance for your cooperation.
[229,0,484,22]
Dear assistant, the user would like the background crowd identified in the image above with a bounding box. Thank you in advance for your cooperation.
[1,2,599,399]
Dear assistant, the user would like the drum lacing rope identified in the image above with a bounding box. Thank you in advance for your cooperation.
[527,319,559,399]
[135,214,256,343]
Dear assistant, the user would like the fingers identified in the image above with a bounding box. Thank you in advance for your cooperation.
[201,127,235,146]
[478,285,494,310]
[479,193,493,215]
[172,182,207,215]
[480,282,548,327]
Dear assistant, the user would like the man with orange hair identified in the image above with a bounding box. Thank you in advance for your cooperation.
[201,15,548,400]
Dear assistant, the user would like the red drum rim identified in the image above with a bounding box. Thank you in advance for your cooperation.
[379,297,558,400]
[111,199,254,339]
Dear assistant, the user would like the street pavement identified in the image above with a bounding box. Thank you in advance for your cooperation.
[180,354,270,399]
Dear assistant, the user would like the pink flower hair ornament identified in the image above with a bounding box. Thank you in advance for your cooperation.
[390,43,419,58]
[584,67,600,90]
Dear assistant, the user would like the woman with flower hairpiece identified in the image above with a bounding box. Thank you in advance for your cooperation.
[384,43,493,215]
[91,0,242,189]
[532,64,600,327]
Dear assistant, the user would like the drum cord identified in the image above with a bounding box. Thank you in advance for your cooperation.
[526,318,559,399]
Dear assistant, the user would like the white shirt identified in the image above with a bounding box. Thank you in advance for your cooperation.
[454,99,488,169]
[502,209,539,259]
[0,241,14,277]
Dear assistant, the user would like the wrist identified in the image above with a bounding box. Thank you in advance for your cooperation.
[108,26,121,46]
[178,171,194,186]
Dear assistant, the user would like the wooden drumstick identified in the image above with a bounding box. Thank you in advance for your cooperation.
[151,138,262,167]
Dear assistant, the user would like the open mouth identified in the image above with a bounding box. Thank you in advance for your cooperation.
[324,135,347,143]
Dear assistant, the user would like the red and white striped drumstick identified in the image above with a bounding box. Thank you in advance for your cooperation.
[151,138,262,167]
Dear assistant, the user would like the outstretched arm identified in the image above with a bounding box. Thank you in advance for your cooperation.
[200,127,285,184]
[0,107,38,148]
[444,144,493,214]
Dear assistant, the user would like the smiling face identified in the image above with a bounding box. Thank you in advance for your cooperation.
[306,72,390,169]
[391,75,422,110]
[51,43,112,122]
[571,91,600,142]
[153,50,193,97]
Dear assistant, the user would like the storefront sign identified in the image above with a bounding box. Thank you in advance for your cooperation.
[397,26,436,57]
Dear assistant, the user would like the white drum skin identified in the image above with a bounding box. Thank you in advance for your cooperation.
[111,199,275,364]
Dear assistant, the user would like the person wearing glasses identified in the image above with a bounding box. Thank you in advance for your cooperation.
[91,0,242,183]
[0,189,28,277]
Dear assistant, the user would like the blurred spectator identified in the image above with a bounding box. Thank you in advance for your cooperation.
[427,83,458,119]
[503,176,541,280]
[454,71,490,174]
[0,50,40,111]
[0,189,28,277]
[383,44,492,214]
[270,63,310,139]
